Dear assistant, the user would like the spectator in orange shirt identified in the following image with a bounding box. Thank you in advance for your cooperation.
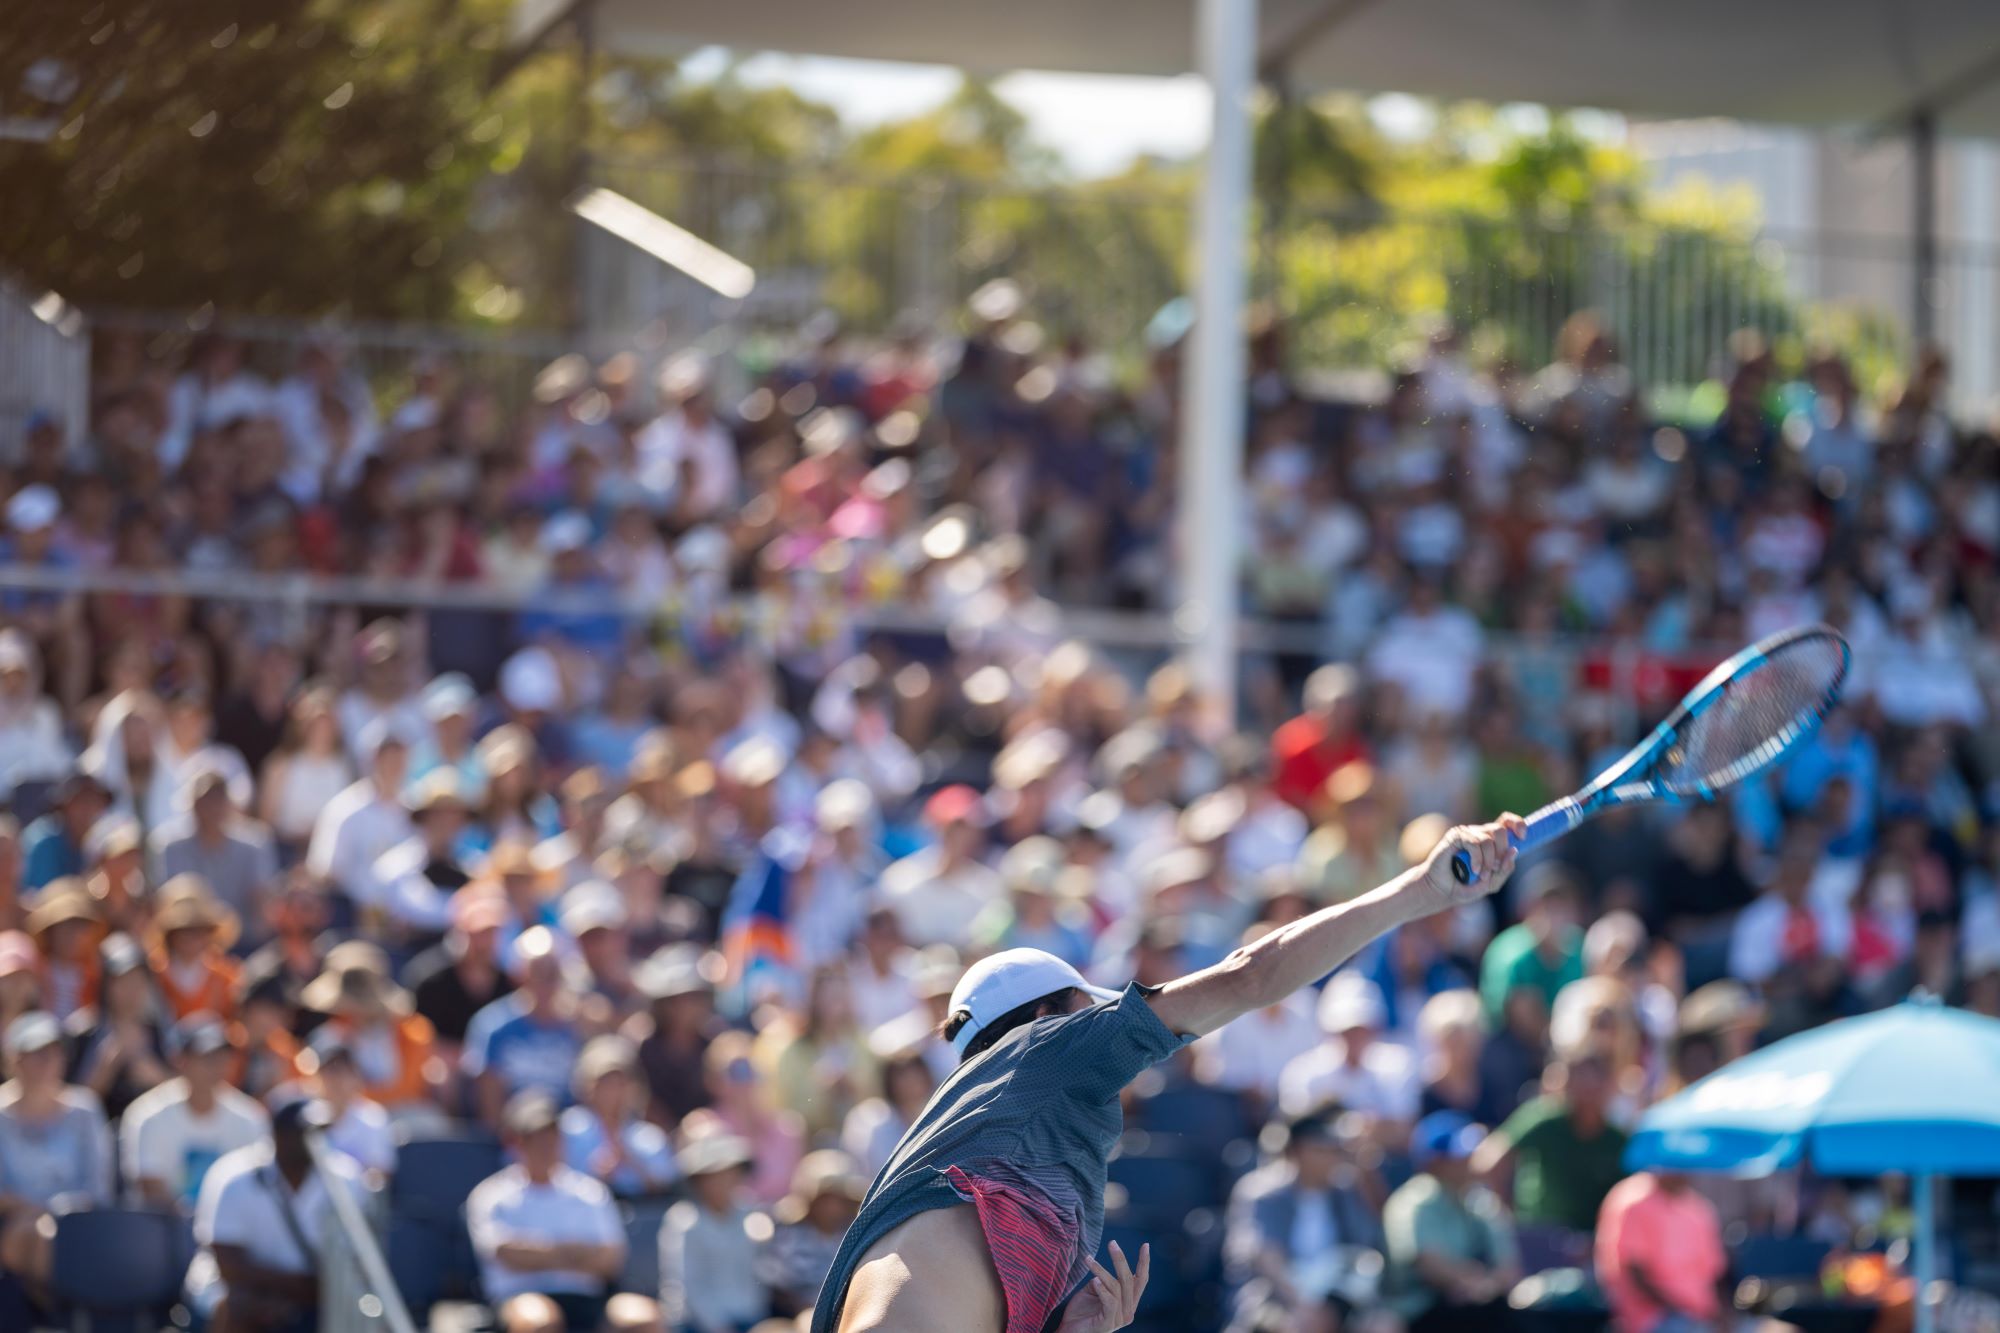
[1271,665,1370,814]
[1595,1170,1727,1333]
[147,875,241,1022]
[300,940,440,1112]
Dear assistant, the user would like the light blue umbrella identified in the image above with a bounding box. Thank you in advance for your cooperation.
[1627,998,2000,1333]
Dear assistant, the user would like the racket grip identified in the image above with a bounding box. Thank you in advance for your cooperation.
[1449,801,1579,885]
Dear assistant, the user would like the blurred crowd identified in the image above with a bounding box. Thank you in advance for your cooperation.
[0,289,1991,1331]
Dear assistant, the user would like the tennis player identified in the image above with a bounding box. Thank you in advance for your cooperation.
[814,814,1527,1333]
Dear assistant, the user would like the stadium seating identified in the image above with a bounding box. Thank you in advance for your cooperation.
[1731,1234,1833,1281]
[388,1131,505,1308]
[618,1200,673,1297]
[48,1207,190,1332]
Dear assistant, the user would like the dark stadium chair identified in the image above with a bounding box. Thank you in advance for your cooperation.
[1516,1222,1591,1274]
[1134,1083,1252,1143]
[618,1200,673,1296]
[389,1132,504,1306]
[389,1131,503,1223]
[1107,1139,1220,1219]
[48,1207,189,1333]
[384,1214,450,1319]
[1732,1235,1833,1281]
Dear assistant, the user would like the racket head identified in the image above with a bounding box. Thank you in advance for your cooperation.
[1637,624,1851,802]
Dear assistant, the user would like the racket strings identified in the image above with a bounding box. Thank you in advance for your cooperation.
[1660,634,1849,795]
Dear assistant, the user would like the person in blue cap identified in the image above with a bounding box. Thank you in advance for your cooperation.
[1383,1111,1521,1333]
[812,814,1526,1333]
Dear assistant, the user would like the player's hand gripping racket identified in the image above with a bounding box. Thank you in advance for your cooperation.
[1452,624,1852,884]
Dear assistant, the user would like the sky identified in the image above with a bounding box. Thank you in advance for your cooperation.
[678,49,1619,178]
[679,48,1212,176]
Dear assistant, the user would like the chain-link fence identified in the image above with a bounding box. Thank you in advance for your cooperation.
[582,156,1993,410]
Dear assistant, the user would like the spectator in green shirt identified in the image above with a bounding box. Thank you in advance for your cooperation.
[1474,1046,1627,1234]
[1384,1111,1521,1333]
[1478,863,1584,1024]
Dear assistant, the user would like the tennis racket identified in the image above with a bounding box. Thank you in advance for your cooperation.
[1452,623,1852,884]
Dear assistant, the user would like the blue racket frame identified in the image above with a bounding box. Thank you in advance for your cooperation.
[1452,624,1852,884]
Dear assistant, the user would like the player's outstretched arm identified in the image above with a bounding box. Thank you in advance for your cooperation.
[1146,815,1526,1039]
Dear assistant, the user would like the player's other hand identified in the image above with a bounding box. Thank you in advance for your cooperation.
[1057,1239,1149,1333]
[1421,814,1527,909]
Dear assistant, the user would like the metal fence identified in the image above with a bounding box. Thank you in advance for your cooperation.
[0,273,89,456]
[71,158,2000,417]
[585,156,1987,407]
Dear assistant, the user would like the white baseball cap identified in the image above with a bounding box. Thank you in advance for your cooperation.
[946,947,1120,1059]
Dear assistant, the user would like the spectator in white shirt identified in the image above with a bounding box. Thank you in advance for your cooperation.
[467,1090,659,1333]
[659,1131,768,1333]
[301,1028,396,1183]
[637,356,739,524]
[1279,973,1421,1147]
[334,620,430,763]
[875,786,1004,950]
[1366,577,1485,719]
[122,1015,270,1210]
[307,720,416,911]
[0,631,71,802]
[185,1095,367,1333]
[1195,929,1321,1110]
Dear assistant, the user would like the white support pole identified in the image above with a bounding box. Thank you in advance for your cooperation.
[1915,1172,1939,1333]
[1180,0,1256,731]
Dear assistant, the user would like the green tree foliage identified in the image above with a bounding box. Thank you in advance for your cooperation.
[0,12,1867,388]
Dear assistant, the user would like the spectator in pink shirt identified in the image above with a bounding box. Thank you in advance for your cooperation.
[1595,1170,1727,1333]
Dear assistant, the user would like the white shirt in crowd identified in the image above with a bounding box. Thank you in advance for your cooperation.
[0,696,70,797]
[186,1141,366,1307]
[844,954,920,1033]
[307,781,416,906]
[1196,993,1322,1101]
[325,1099,397,1178]
[121,1080,270,1207]
[636,408,740,519]
[371,836,458,933]
[467,1163,625,1302]
[1277,1035,1422,1121]
[875,849,1003,950]
[1728,891,1854,985]
[1366,606,1485,718]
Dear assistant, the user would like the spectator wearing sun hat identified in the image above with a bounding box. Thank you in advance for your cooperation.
[659,1127,767,1333]
[759,1149,869,1317]
[147,874,242,1023]
[27,876,107,1021]
[876,785,1003,949]
[301,940,439,1112]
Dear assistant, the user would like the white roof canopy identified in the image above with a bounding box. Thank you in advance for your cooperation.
[597,0,2000,135]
